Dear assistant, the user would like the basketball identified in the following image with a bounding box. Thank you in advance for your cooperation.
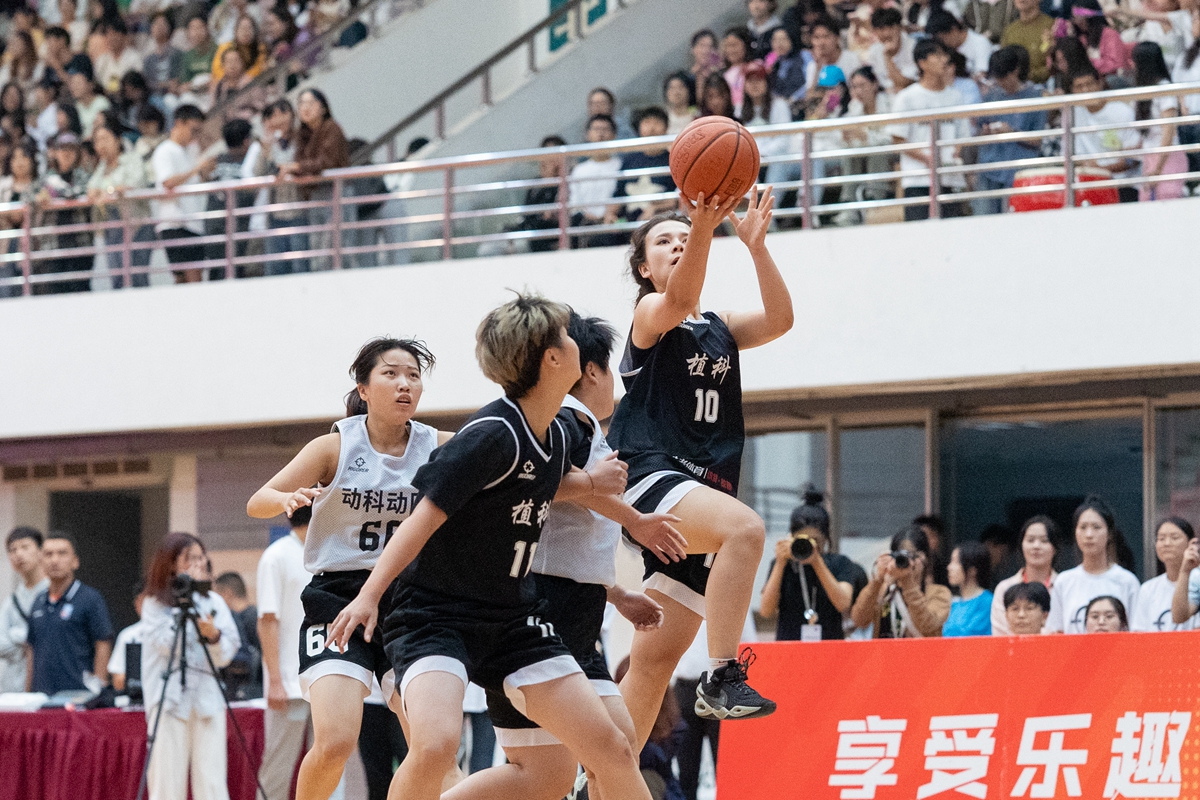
[669,117,761,204]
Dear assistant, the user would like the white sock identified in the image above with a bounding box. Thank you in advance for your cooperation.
[709,657,735,673]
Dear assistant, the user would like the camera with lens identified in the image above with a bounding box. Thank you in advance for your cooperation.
[789,528,819,560]
[170,573,212,610]
[891,549,915,570]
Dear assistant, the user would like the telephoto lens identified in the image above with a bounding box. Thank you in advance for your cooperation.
[790,534,815,560]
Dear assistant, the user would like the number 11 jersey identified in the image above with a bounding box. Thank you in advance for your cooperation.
[305,415,439,574]
[608,311,745,496]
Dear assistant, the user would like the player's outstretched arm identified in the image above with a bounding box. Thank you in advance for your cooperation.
[721,185,794,350]
[555,453,628,502]
[607,585,663,630]
[327,498,448,649]
[632,191,742,348]
[247,433,340,518]
[579,492,687,563]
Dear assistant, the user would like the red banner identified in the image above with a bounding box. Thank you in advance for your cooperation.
[717,633,1200,799]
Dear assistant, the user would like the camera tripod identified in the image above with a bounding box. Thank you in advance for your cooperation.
[135,601,267,800]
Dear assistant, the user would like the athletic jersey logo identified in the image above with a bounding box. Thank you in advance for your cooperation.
[518,460,536,480]
[348,456,369,473]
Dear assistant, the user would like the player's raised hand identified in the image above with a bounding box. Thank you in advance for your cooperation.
[728,184,774,249]
[611,587,664,631]
[329,592,377,650]
[628,512,687,563]
[684,191,742,233]
[284,487,321,517]
[588,451,628,496]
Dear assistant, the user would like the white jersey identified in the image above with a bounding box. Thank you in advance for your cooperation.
[1130,573,1200,632]
[305,415,439,573]
[531,394,621,588]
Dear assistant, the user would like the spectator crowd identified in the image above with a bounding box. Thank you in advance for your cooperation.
[1,0,1198,290]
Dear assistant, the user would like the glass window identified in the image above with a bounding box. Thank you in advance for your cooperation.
[941,417,1144,577]
[742,431,828,538]
[838,426,926,569]
[1154,407,1200,525]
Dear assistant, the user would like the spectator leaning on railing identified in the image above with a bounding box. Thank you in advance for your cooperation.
[87,120,152,289]
[974,45,1047,215]
[151,103,216,284]
[278,87,348,271]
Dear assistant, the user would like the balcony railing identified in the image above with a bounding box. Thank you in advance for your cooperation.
[2,81,1198,298]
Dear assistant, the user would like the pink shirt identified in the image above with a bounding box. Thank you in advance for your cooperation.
[1085,28,1130,76]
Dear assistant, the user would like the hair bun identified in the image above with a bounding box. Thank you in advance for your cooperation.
[801,481,824,506]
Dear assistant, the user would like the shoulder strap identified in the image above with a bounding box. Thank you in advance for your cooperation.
[11,592,31,624]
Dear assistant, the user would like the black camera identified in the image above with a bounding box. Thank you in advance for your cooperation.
[891,550,915,570]
[790,533,816,560]
[170,573,212,609]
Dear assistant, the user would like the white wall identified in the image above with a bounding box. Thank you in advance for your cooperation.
[3,198,1200,440]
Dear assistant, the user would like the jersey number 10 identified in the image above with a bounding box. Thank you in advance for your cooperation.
[693,389,719,423]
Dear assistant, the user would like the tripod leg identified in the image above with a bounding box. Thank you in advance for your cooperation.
[136,612,187,800]
[189,613,271,800]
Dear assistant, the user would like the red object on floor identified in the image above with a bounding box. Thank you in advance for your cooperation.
[0,705,264,800]
[1009,167,1121,212]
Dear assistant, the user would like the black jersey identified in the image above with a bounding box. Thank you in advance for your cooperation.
[408,396,571,608]
[608,311,745,495]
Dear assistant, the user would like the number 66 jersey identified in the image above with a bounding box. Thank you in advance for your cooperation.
[608,311,745,498]
[306,414,439,573]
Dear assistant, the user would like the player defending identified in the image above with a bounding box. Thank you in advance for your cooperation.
[329,295,654,800]
[247,338,449,800]
[610,187,793,744]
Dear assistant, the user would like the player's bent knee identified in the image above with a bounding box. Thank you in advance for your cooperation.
[407,733,460,770]
[309,731,357,765]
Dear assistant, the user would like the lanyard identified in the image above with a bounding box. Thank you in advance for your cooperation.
[792,561,818,623]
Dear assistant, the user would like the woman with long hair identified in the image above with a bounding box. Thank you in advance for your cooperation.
[1046,34,1093,92]
[698,73,735,118]
[248,337,449,800]
[851,525,953,638]
[663,72,698,135]
[737,61,790,126]
[721,26,754,108]
[0,31,41,93]
[279,87,349,271]
[212,15,267,81]
[943,541,994,636]
[608,186,792,746]
[688,29,721,89]
[1047,494,1141,633]
[1171,6,1200,176]
[1068,0,1131,75]
[140,532,240,800]
[1131,41,1187,200]
[0,137,38,297]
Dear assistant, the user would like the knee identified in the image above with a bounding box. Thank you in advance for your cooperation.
[730,513,765,551]
[406,733,459,771]
[309,731,357,766]
[589,726,637,772]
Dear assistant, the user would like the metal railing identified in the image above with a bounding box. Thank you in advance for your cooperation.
[2,81,1198,298]
[354,0,633,163]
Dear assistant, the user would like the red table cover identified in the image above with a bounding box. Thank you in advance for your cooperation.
[0,706,263,800]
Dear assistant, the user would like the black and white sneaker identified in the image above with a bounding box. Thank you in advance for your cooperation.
[694,647,776,720]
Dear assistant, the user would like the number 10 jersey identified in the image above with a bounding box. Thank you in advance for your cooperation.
[305,415,439,574]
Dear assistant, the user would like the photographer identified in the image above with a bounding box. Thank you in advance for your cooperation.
[760,488,867,640]
[141,533,240,800]
[851,524,951,638]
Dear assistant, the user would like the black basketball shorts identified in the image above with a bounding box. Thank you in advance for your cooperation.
[298,570,397,700]
[533,573,618,690]
[624,471,711,617]
[383,583,582,748]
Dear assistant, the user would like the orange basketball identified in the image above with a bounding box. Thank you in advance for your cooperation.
[669,117,761,204]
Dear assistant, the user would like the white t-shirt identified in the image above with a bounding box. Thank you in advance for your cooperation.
[1142,79,1181,148]
[151,138,205,234]
[865,33,919,93]
[257,532,312,699]
[805,50,864,91]
[887,82,970,188]
[107,620,145,677]
[959,29,996,76]
[568,157,622,219]
[1047,564,1141,634]
[1130,573,1200,632]
[1073,101,1140,178]
[1173,50,1200,114]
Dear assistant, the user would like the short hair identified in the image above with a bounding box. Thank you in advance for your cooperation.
[44,26,70,43]
[6,526,44,549]
[634,105,669,130]
[214,571,247,598]
[810,15,841,36]
[691,29,716,47]
[540,134,566,148]
[913,38,946,69]
[290,503,313,528]
[871,7,903,28]
[663,71,696,107]
[173,104,204,124]
[1066,64,1102,90]
[988,45,1022,79]
[926,10,964,36]
[405,136,429,156]
[475,293,571,399]
[589,87,615,105]
[222,118,252,149]
[1003,580,1051,612]
[567,311,618,378]
[137,103,166,130]
[43,531,78,553]
[263,98,294,119]
[586,113,616,133]
[151,11,175,33]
